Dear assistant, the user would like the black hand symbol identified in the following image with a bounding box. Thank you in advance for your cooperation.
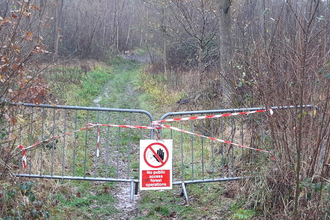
[153,148,164,162]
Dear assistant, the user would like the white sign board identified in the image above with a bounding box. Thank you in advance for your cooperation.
[139,140,173,190]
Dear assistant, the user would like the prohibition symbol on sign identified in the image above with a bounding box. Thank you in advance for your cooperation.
[144,142,169,168]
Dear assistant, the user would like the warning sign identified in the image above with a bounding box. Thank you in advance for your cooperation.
[140,140,172,190]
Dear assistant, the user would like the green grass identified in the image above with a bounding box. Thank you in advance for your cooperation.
[232,209,256,220]
[230,201,256,220]
[136,182,238,219]
[136,190,192,219]
[46,66,114,107]
[67,68,114,106]
[97,61,144,109]
[50,181,117,219]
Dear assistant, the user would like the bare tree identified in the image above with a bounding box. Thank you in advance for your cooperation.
[218,0,234,107]
[169,0,219,82]
[53,0,63,61]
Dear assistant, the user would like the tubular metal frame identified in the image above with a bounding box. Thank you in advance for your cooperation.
[6,103,317,204]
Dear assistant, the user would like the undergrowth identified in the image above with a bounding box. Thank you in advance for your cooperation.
[141,71,184,115]
[0,180,51,220]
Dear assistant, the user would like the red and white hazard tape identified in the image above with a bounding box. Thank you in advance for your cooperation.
[96,125,101,157]
[18,145,27,168]
[22,124,98,151]
[156,123,273,157]
[155,109,273,123]
[18,109,274,168]
[18,124,98,168]
[153,109,274,158]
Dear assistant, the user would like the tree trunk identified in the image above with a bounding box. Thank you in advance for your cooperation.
[218,0,234,107]
[53,0,63,62]
[161,8,168,75]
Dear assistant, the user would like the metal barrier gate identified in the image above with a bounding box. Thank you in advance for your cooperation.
[158,105,316,203]
[9,103,154,202]
[7,103,316,203]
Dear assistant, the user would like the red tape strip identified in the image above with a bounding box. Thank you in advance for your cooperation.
[156,109,273,123]
[97,125,101,157]
[18,145,27,169]
[157,123,272,155]
[23,124,98,151]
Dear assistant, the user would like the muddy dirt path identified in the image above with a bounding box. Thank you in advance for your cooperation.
[92,63,143,219]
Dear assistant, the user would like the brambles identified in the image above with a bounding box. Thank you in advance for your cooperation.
[0,180,50,219]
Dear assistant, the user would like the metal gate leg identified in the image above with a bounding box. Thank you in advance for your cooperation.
[181,182,189,205]
[130,180,135,203]
[135,182,139,195]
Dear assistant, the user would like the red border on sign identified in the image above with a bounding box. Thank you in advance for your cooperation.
[143,142,169,168]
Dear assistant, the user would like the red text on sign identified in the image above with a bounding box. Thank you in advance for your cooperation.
[141,170,171,187]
